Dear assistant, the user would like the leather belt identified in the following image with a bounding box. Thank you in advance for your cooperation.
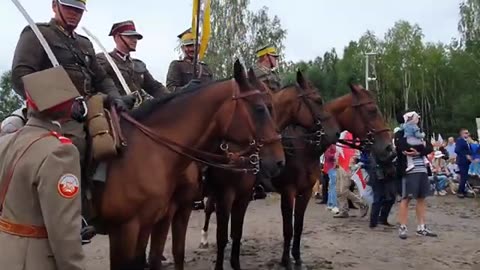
[0,217,48,238]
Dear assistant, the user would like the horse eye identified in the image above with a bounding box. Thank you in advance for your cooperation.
[254,105,266,113]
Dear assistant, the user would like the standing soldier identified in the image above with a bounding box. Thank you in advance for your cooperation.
[97,20,169,98]
[11,0,130,166]
[0,69,87,269]
[166,28,213,92]
[253,45,282,91]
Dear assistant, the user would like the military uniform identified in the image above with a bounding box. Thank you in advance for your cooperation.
[11,18,121,162]
[253,45,282,91]
[252,64,282,91]
[0,61,85,269]
[97,20,168,98]
[166,28,213,92]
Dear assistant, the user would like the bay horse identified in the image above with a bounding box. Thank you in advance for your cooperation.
[272,83,395,269]
[199,71,340,270]
[94,60,285,270]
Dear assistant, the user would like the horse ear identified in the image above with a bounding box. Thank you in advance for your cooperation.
[296,70,307,89]
[349,83,362,95]
[233,59,248,91]
[247,67,256,84]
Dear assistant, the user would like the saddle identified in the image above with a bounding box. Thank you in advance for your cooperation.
[86,94,126,161]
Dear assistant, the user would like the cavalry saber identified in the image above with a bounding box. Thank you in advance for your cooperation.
[10,0,59,67]
[81,26,132,95]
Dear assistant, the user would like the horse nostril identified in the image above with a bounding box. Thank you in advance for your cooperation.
[385,145,393,152]
[277,160,286,169]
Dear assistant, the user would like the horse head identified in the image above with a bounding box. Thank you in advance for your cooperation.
[335,84,395,163]
[218,60,285,177]
[293,70,340,147]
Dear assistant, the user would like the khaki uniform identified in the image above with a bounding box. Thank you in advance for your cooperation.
[252,64,282,91]
[166,58,213,92]
[96,50,168,98]
[0,117,84,270]
[11,19,122,161]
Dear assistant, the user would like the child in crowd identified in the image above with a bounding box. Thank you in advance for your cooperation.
[402,111,429,172]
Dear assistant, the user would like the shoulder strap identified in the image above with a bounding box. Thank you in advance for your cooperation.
[0,132,53,214]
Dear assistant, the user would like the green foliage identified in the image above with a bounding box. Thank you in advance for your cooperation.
[281,14,480,137]
[0,71,22,121]
[204,0,287,79]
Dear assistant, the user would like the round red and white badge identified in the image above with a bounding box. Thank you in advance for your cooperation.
[57,174,80,199]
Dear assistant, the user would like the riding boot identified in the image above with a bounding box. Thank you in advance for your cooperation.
[253,184,267,200]
[81,217,96,245]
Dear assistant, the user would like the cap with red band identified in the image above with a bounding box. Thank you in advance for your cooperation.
[109,20,143,40]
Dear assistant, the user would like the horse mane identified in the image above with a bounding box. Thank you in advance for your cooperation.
[129,78,230,120]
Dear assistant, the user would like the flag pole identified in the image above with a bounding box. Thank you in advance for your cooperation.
[193,0,201,78]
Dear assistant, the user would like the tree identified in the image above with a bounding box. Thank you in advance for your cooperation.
[204,0,287,79]
[0,71,22,121]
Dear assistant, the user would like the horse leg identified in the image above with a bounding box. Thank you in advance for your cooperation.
[171,205,193,270]
[200,195,215,248]
[109,219,142,270]
[280,189,295,269]
[230,195,250,270]
[215,189,235,270]
[292,189,312,266]
[149,207,175,270]
[134,227,152,268]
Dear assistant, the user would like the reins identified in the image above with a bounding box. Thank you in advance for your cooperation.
[121,80,281,174]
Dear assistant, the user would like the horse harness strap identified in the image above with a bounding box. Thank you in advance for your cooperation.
[0,131,54,239]
[121,113,259,173]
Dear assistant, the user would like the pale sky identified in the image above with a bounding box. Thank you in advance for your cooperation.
[0,0,461,83]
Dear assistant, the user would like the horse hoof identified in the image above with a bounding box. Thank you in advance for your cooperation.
[230,260,241,270]
[294,258,303,266]
[281,257,293,269]
[199,242,209,249]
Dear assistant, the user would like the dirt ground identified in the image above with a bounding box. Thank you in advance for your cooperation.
[85,194,480,270]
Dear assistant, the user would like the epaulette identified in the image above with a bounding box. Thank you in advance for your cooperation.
[132,58,147,71]
[76,33,91,41]
[23,23,49,33]
[50,131,73,145]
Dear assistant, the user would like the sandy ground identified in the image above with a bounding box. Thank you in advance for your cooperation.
[85,194,480,270]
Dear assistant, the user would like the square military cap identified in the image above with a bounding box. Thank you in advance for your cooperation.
[256,45,279,58]
[57,0,87,11]
[178,28,197,46]
[109,20,143,39]
[23,66,81,112]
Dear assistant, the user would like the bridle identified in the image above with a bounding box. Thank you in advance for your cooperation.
[281,84,332,149]
[337,99,390,151]
[121,80,282,174]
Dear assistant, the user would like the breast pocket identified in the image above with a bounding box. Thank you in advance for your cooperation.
[51,43,77,66]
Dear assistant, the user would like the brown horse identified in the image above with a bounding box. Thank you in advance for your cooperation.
[94,60,285,270]
[273,83,395,269]
[199,71,340,270]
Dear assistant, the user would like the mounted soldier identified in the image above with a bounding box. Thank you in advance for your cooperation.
[251,45,283,199]
[97,20,169,99]
[0,67,87,269]
[11,0,131,163]
[9,0,133,242]
[166,28,214,92]
[253,45,282,91]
